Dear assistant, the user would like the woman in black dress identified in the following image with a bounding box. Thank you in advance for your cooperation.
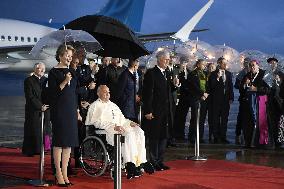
[48,44,79,186]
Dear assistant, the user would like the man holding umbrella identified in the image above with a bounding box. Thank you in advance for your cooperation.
[96,57,126,104]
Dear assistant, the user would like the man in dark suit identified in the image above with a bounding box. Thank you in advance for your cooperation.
[117,58,140,122]
[174,56,191,140]
[207,57,234,144]
[234,57,251,144]
[22,62,49,156]
[166,53,180,146]
[142,50,179,171]
[186,59,209,143]
[96,58,125,104]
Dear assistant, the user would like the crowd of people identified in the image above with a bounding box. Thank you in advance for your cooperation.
[22,44,284,186]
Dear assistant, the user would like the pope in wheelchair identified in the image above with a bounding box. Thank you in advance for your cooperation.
[85,85,154,179]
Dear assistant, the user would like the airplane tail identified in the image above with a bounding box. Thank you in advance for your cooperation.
[97,0,146,32]
[172,0,214,42]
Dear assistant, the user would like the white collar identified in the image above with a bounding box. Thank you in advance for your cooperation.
[157,65,165,72]
[251,70,259,82]
[33,73,42,79]
[98,98,110,104]
[128,68,134,74]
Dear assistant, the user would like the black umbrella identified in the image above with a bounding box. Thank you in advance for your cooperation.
[63,15,150,59]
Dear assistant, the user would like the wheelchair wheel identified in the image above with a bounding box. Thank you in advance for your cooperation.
[79,136,109,177]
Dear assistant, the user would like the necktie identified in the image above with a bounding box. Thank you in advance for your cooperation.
[163,71,167,80]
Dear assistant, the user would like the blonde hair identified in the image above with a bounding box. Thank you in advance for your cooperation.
[55,44,75,62]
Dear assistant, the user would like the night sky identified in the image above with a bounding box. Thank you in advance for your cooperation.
[1,0,284,54]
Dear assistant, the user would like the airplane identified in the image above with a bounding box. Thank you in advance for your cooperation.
[0,0,214,71]
[0,18,56,71]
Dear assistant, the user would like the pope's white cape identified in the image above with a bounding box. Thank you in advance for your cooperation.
[85,99,147,166]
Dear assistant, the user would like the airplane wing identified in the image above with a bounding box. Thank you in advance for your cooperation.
[0,46,32,69]
[0,45,33,54]
[138,29,209,43]
[0,45,56,71]
[0,45,54,60]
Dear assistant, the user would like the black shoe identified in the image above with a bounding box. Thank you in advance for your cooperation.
[55,177,68,187]
[141,162,155,174]
[57,183,68,187]
[23,153,34,157]
[66,182,74,186]
[199,139,205,143]
[125,162,136,179]
[158,163,170,170]
[152,163,163,171]
[134,167,142,178]
[169,143,179,147]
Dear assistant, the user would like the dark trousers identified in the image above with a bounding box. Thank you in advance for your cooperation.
[149,138,168,165]
[174,98,190,139]
[189,100,208,141]
[210,101,230,141]
[267,99,282,146]
[235,100,246,136]
[168,104,176,141]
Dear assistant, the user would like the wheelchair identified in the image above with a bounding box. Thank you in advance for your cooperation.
[79,125,155,179]
[79,126,116,177]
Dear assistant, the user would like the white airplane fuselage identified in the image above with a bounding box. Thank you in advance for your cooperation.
[0,18,57,71]
[0,0,213,71]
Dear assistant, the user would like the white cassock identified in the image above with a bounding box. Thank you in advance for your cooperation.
[85,99,147,166]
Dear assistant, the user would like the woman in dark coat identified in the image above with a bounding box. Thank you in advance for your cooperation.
[116,58,139,122]
[22,63,49,156]
[48,44,79,186]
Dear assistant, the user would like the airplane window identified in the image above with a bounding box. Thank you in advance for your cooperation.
[8,36,12,41]
[21,37,24,42]
[34,37,37,42]
[27,37,31,42]
[1,36,5,41]
[15,36,18,41]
